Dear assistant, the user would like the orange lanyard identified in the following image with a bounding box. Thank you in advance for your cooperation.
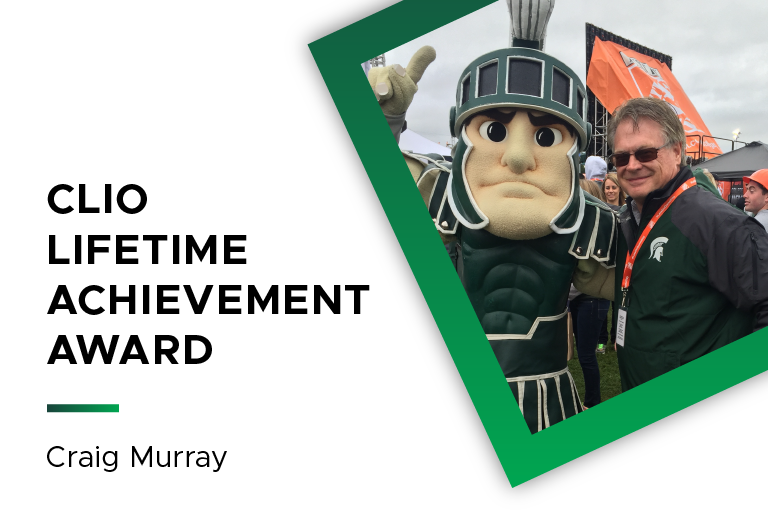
[620,177,697,306]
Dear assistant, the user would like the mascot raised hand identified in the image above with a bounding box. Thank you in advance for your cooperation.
[371,0,616,433]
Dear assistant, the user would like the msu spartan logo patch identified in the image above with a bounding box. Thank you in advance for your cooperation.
[649,237,669,262]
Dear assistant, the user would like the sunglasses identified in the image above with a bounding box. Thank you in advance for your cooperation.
[610,142,672,167]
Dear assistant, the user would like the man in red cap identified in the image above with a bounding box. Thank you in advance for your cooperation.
[743,169,768,231]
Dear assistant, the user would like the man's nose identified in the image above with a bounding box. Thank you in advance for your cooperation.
[623,153,643,171]
[501,129,536,174]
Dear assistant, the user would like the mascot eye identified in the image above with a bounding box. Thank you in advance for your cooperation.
[479,121,507,143]
[534,127,563,147]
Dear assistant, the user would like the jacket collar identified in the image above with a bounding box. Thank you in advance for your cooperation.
[619,165,693,249]
[625,165,693,224]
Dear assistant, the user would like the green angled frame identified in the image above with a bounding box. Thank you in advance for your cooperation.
[309,0,768,487]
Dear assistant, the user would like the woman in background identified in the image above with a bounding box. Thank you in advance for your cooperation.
[602,172,625,211]
[568,180,610,407]
[600,173,624,350]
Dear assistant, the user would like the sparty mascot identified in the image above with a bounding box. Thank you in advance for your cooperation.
[370,0,617,433]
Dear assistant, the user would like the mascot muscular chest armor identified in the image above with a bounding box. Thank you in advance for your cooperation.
[372,0,617,433]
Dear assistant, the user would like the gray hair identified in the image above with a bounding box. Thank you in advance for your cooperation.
[607,97,687,165]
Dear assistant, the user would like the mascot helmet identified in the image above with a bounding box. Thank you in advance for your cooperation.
[446,0,592,235]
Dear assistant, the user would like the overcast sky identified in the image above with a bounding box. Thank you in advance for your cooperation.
[381,0,768,154]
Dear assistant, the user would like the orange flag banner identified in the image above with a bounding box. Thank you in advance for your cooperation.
[587,37,721,157]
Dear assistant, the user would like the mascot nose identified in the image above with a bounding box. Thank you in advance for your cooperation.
[501,134,536,174]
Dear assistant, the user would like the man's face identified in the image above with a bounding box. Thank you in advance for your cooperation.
[464,108,576,240]
[743,181,768,214]
[613,118,682,209]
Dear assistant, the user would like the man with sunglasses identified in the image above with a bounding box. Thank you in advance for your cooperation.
[743,169,768,231]
[608,97,768,391]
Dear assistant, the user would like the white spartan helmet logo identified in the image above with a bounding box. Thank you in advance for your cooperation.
[649,237,669,262]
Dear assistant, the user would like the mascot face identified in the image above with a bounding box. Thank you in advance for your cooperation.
[464,108,576,240]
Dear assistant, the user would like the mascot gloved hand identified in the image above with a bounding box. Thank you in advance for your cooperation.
[368,45,436,117]
[370,45,439,182]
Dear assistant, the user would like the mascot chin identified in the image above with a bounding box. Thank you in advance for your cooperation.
[370,0,616,434]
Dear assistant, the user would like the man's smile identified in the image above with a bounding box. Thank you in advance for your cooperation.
[623,175,652,185]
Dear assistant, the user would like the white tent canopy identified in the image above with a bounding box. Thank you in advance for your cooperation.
[398,129,451,157]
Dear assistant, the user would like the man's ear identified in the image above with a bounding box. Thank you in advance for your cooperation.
[674,141,683,164]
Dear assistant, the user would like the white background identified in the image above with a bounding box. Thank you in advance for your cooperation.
[1,1,766,510]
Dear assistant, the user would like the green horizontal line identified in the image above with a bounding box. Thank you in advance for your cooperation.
[47,404,119,413]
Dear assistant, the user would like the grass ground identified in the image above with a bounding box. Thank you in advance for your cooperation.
[567,344,622,404]
[567,305,623,404]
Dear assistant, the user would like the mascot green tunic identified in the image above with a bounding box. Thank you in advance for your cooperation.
[371,0,616,433]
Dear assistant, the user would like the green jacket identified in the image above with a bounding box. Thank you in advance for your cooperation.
[615,167,768,390]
